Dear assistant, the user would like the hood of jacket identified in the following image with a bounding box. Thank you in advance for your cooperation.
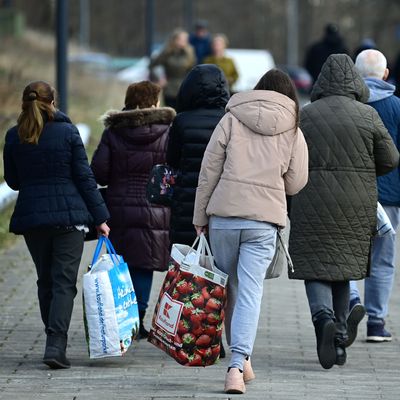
[226,90,297,136]
[311,54,370,103]
[364,77,395,103]
[101,107,176,145]
[176,64,230,112]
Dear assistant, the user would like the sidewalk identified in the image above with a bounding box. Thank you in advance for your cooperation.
[0,239,399,400]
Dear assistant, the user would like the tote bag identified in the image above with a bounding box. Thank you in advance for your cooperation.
[148,234,228,366]
[83,236,139,358]
[265,217,293,279]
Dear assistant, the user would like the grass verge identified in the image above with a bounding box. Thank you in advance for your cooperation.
[0,202,18,250]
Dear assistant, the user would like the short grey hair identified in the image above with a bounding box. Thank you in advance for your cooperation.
[355,49,387,79]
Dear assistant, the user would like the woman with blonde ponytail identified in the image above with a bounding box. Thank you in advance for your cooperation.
[17,82,56,144]
[3,81,110,370]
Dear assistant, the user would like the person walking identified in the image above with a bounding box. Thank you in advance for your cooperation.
[304,23,348,83]
[347,49,400,343]
[289,54,399,370]
[91,81,175,339]
[204,34,239,92]
[193,69,309,394]
[150,29,195,109]
[167,63,229,358]
[189,20,212,64]
[167,64,230,247]
[3,81,110,369]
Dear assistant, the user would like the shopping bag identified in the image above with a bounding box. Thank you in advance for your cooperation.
[376,202,395,236]
[82,236,139,359]
[148,234,228,367]
[265,217,294,279]
[146,164,177,206]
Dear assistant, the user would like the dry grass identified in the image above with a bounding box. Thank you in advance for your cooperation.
[0,29,128,156]
[0,29,129,249]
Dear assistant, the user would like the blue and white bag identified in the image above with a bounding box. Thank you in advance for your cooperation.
[83,236,139,359]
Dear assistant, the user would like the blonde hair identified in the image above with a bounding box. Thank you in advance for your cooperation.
[18,81,56,145]
[213,33,229,47]
[165,28,189,53]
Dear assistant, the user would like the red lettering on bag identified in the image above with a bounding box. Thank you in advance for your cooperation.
[163,302,172,318]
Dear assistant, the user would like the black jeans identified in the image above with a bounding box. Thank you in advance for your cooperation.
[24,227,84,336]
[305,280,350,342]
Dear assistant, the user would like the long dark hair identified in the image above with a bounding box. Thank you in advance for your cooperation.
[254,69,299,128]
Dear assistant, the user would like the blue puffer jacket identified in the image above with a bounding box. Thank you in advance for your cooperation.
[3,111,109,234]
[365,78,400,206]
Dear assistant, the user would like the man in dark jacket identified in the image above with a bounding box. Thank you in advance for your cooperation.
[289,54,399,369]
[189,20,212,64]
[348,50,400,343]
[304,24,348,83]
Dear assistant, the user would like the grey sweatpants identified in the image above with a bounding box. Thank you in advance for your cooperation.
[209,223,277,369]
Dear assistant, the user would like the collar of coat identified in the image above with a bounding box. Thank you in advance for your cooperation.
[101,107,176,129]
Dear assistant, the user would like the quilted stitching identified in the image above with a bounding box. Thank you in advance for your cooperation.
[289,55,387,282]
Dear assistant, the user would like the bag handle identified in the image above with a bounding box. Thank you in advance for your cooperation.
[183,233,214,270]
[199,233,214,268]
[90,236,119,270]
[91,235,105,266]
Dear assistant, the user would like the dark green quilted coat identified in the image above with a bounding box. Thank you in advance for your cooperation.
[289,54,399,282]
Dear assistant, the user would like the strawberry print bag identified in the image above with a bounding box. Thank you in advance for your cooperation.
[148,234,228,366]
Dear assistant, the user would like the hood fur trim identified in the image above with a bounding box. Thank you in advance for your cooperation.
[101,107,176,129]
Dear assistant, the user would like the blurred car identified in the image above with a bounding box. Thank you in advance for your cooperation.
[225,49,275,92]
[278,64,313,96]
[117,56,151,82]
[117,49,276,92]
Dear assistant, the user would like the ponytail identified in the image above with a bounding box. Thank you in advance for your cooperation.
[17,81,56,145]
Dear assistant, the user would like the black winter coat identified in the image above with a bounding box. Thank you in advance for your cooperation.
[91,107,176,272]
[3,111,109,234]
[166,64,230,245]
[289,54,399,282]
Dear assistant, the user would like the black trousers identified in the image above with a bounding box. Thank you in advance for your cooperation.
[24,227,84,336]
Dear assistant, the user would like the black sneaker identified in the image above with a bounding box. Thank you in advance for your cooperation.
[367,322,392,342]
[344,300,365,348]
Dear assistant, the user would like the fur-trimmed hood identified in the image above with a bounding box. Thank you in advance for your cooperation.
[101,106,176,145]
[102,107,176,129]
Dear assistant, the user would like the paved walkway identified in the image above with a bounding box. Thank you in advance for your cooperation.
[0,238,399,400]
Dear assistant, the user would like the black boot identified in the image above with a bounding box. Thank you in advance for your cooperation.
[138,310,149,340]
[314,317,336,369]
[43,334,71,369]
[335,337,347,366]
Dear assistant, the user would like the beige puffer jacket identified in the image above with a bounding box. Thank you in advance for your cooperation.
[193,90,309,228]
